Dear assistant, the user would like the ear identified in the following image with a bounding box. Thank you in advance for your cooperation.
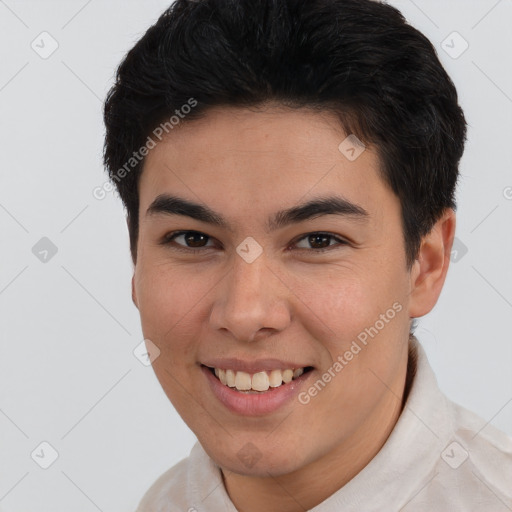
[127,215,139,310]
[132,274,139,309]
[408,208,456,319]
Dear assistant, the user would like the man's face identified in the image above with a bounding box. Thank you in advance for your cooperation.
[133,105,417,476]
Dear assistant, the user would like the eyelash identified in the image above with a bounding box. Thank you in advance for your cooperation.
[160,230,349,254]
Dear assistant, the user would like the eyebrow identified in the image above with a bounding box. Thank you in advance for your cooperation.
[146,194,370,232]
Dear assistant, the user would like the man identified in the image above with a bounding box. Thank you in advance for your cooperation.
[103,0,512,510]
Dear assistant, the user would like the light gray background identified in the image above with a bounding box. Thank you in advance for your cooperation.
[0,0,511,510]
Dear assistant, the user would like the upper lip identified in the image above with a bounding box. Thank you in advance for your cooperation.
[201,358,312,373]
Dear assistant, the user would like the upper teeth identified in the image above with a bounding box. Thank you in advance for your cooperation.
[214,368,305,392]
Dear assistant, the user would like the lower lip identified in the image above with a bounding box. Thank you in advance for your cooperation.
[201,365,313,416]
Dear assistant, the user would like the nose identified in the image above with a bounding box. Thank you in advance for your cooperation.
[209,252,291,343]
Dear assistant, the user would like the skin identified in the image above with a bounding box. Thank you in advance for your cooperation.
[132,104,455,511]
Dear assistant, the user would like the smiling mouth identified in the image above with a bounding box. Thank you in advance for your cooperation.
[202,365,314,393]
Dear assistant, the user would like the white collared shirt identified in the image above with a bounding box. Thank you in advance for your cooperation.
[136,339,512,511]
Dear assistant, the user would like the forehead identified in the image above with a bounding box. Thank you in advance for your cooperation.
[138,106,396,230]
[145,105,363,169]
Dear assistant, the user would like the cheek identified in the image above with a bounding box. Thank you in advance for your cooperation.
[135,266,209,406]
[294,264,408,379]
[135,263,211,347]
[291,267,390,341]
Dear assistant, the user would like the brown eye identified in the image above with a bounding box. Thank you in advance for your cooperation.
[293,232,348,252]
[162,231,215,251]
[182,232,209,247]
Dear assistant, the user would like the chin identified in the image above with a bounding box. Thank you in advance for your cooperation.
[203,439,308,477]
